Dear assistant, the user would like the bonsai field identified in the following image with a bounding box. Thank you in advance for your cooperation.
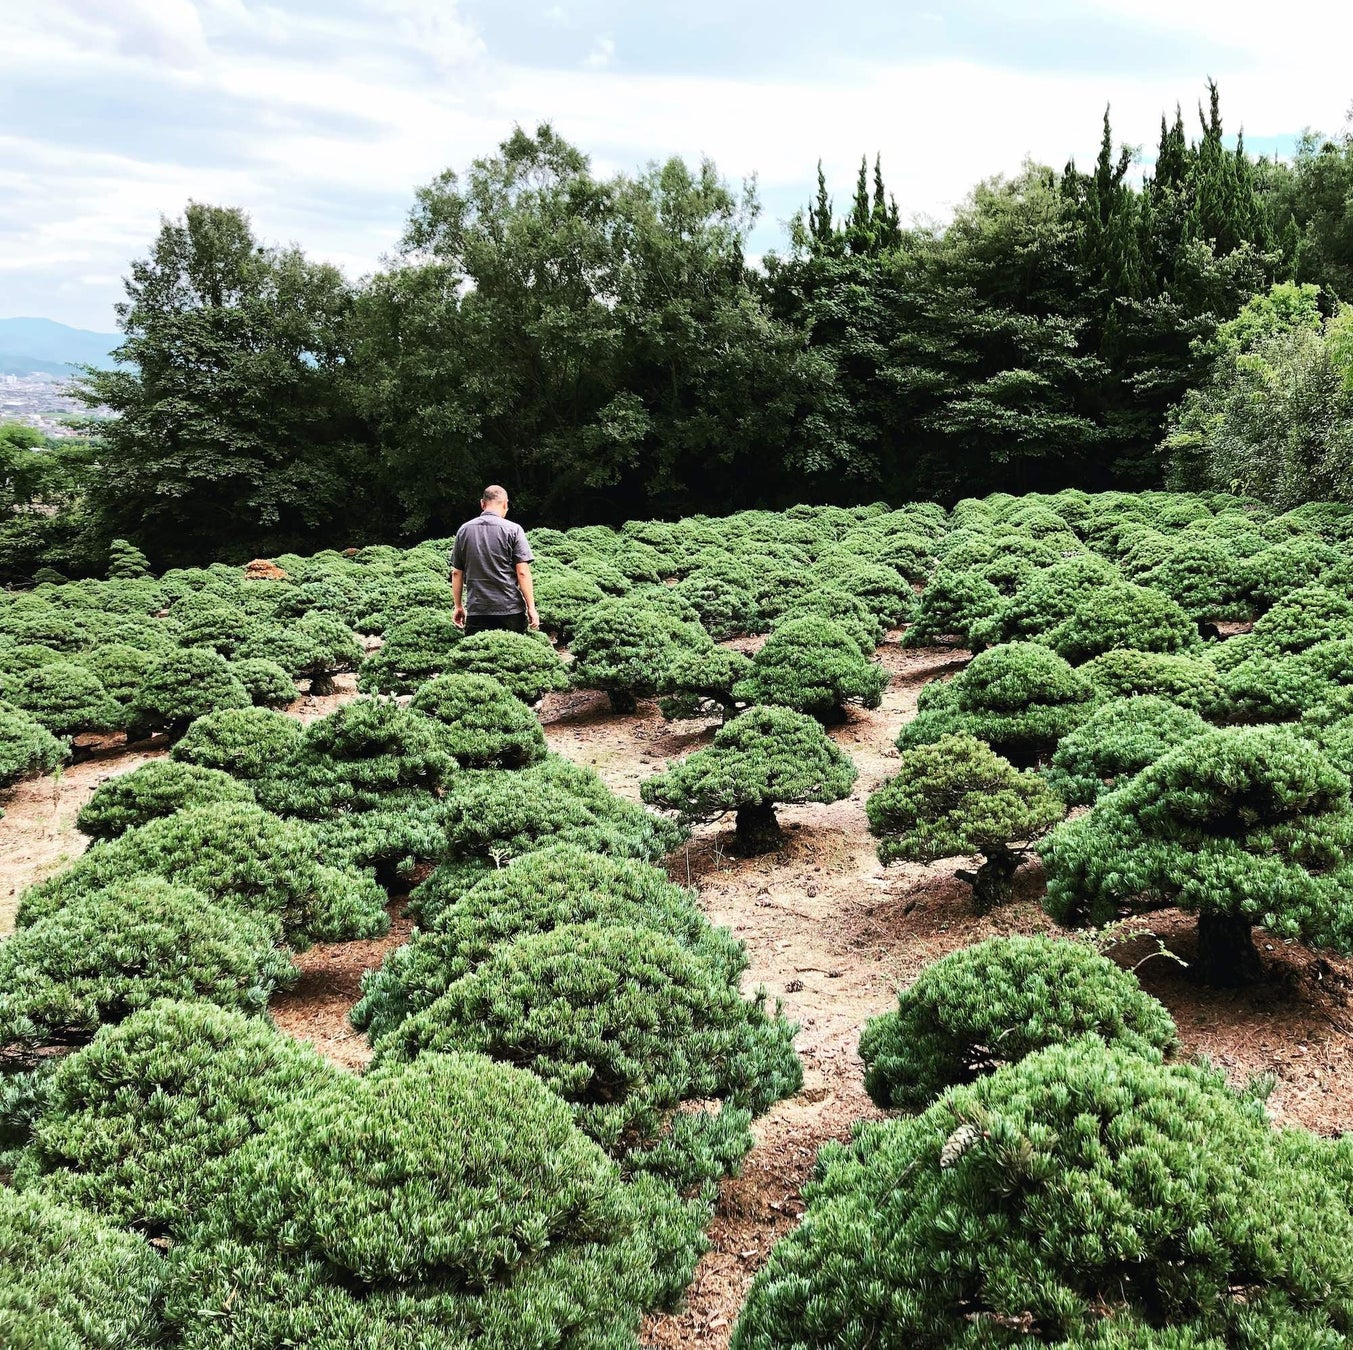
[6,491,1353,1347]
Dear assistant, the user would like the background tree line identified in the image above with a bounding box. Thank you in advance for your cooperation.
[7,84,1353,574]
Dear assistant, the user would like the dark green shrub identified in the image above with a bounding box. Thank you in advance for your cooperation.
[238,615,363,693]
[0,704,67,786]
[409,673,547,768]
[970,556,1122,648]
[674,570,762,639]
[1121,535,1248,620]
[1046,696,1210,805]
[790,588,886,652]
[18,802,388,949]
[809,556,915,625]
[1,660,123,738]
[176,601,260,657]
[733,616,888,722]
[1242,538,1353,611]
[656,643,753,722]
[1217,653,1325,723]
[0,600,82,651]
[570,598,713,713]
[0,878,294,1056]
[0,1186,164,1350]
[733,1041,1353,1350]
[531,568,607,639]
[1035,581,1198,665]
[375,923,800,1186]
[445,629,572,704]
[170,706,303,779]
[349,574,457,635]
[310,793,450,881]
[904,566,1007,649]
[899,642,1096,767]
[437,756,686,869]
[1080,647,1225,715]
[642,705,857,854]
[356,843,741,1042]
[164,1053,703,1350]
[253,698,457,817]
[1044,726,1353,985]
[230,657,297,708]
[76,760,255,839]
[78,641,153,707]
[106,537,151,578]
[127,647,251,737]
[356,610,462,693]
[17,1000,335,1235]
[1248,584,1353,656]
[867,732,1064,909]
[859,935,1178,1110]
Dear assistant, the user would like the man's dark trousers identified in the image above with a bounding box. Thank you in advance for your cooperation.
[464,612,528,637]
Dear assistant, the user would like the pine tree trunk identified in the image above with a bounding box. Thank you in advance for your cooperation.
[735,801,784,856]
[308,671,337,696]
[1195,911,1264,987]
[608,689,638,714]
[970,847,1019,914]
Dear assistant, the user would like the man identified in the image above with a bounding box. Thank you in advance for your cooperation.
[450,485,540,634]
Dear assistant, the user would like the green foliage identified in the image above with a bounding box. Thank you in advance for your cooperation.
[0,878,294,1054]
[437,755,686,869]
[531,568,608,640]
[1,660,123,738]
[77,642,154,707]
[900,641,1096,767]
[733,1041,1353,1349]
[170,705,304,779]
[904,565,1005,649]
[356,610,462,693]
[789,588,886,652]
[859,935,1179,1110]
[237,614,363,688]
[642,705,857,853]
[127,646,251,736]
[1248,584,1353,655]
[1047,696,1210,804]
[165,1052,702,1349]
[0,1186,164,1350]
[867,732,1063,908]
[18,802,388,949]
[1044,726,1353,984]
[656,642,752,722]
[175,600,260,657]
[444,628,572,703]
[570,597,714,713]
[733,616,887,721]
[0,703,67,786]
[673,569,762,639]
[18,1000,336,1235]
[253,697,457,816]
[1080,647,1225,714]
[356,843,741,1042]
[106,537,151,579]
[409,673,548,768]
[230,656,298,707]
[808,555,915,625]
[76,759,255,839]
[376,923,800,1186]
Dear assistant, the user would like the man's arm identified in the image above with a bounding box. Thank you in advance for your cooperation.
[451,568,466,628]
[515,562,539,630]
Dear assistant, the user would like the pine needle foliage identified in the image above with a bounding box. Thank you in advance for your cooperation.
[642,705,857,854]
[0,877,293,1057]
[733,616,888,721]
[1044,725,1353,984]
[445,628,572,704]
[169,705,304,779]
[76,760,255,839]
[0,703,67,787]
[867,732,1064,909]
[16,1000,336,1236]
[410,673,548,768]
[859,936,1178,1111]
[127,646,251,737]
[733,1041,1353,1349]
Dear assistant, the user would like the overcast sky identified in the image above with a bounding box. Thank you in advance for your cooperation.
[3,0,1350,332]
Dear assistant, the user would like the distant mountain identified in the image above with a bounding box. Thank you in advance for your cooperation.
[0,317,120,377]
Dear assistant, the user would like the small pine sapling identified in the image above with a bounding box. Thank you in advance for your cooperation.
[867,732,1064,910]
[733,616,887,722]
[642,705,858,854]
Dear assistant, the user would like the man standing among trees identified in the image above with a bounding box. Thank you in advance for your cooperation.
[451,486,540,634]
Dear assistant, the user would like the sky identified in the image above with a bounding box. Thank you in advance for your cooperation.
[2,0,1350,332]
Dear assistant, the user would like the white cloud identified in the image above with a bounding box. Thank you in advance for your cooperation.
[584,36,616,71]
[5,0,1352,329]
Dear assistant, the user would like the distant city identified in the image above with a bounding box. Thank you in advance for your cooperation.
[0,372,100,437]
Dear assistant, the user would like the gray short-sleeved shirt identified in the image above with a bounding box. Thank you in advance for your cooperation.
[450,510,534,615]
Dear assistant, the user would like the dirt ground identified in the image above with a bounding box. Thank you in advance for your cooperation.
[3,642,1353,1347]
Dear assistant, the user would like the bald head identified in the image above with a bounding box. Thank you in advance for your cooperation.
[481,485,509,516]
